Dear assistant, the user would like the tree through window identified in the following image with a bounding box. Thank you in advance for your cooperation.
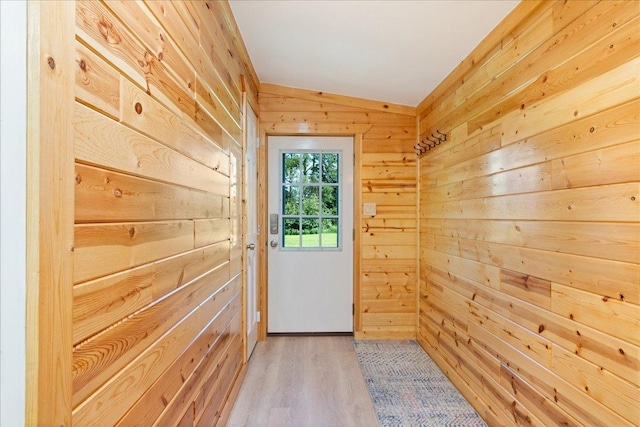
[281,151,340,249]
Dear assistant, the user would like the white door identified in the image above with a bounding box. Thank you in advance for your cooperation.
[267,136,353,333]
[245,107,259,358]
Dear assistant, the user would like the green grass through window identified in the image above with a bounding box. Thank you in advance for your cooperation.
[284,233,338,248]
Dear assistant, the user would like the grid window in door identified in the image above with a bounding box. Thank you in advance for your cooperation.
[281,151,340,249]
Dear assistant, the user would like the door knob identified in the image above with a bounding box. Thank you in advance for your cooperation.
[246,243,256,250]
[270,240,278,248]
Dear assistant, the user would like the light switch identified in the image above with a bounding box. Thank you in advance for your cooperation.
[363,203,377,216]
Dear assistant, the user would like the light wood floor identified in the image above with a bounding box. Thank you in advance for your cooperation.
[226,336,379,427]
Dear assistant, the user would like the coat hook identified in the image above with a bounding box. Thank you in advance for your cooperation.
[419,140,431,152]
[436,130,447,141]
[432,133,444,143]
[427,136,440,146]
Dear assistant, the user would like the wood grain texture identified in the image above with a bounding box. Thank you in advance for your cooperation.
[227,336,379,427]
[260,83,415,116]
[418,1,640,426]
[75,164,226,223]
[25,1,76,424]
[259,85,417,339]
[73,241,230,344]
[72,263,232,407]
[67,1,257,425]
[74,220,195,283]
[120,79,230,173]
[75,40,120,119]
[75,103,229,196]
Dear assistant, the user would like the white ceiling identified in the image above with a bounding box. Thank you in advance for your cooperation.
[229,0,519,107]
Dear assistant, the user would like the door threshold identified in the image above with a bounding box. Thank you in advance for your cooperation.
[268,332,354,337]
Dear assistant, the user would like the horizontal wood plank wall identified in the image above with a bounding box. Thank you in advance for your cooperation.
[416,1,640,426]
[259,84,418,339]
[72,1,256,425]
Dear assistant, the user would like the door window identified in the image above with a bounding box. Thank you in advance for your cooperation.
[281,151,340,250]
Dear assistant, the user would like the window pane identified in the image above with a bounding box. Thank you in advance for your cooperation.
[283,185,300,215]
[283,218,300,248]
[321,219,338,248]
[322,153,338,183]
[301,186,319,215]
[283,153,300,183]
[321,185,338,215]
[301,153,320,183]
[301,218,319,248]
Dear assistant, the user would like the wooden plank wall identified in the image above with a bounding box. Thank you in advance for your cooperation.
[417,1,640,426]
[70,1,257,425]
[259,84,418,339]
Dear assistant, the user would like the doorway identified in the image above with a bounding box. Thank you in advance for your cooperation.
[267,136,354,333]
[245,106,259,358]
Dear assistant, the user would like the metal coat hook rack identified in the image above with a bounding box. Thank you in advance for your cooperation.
[414,130,447,157]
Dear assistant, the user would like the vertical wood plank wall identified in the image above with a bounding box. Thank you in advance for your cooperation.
[259,84,418,339]
[70,1,257,425]
[416,1,640,426]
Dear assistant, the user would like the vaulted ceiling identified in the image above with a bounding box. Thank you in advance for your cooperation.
[229,0,520,106]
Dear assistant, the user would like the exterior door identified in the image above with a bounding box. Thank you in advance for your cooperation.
[245,107,259,358]
[267,136,354,333]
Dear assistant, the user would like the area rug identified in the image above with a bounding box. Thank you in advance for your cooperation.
[353,340,487,427]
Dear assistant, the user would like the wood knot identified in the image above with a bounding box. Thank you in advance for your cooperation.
[135,102,143,114]
[75,174,82,184]
[538,324,545,333]
[589,127,595,133]
[47,56,55,70]
[129,227,136,238]
[113,188,123,198]
[79,59,87,72]
[619,348,625,355]
[157,51,164,61]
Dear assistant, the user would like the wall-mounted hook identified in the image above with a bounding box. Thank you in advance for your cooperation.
[419,140,432,152]
[427,135,440,146]
[436,130,447,141]
[432,133,444,144]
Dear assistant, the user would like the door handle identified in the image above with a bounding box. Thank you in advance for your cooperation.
[270,240,278,248]
[246,243,256,250]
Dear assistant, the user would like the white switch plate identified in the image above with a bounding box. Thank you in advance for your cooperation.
[363,203,377,216]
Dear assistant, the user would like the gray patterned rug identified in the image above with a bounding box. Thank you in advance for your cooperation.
[353,340,488,427]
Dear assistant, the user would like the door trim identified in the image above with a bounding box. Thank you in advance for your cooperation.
[257,129,369,340]
[242,91,259,361]
[25,1,76,423]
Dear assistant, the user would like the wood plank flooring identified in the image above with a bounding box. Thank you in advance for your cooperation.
[226,336,379,427]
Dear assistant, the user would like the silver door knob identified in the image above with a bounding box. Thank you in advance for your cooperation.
[270,240,278,248]
[246,243,256,250]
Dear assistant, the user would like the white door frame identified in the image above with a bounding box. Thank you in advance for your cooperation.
[258,132,364,339]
